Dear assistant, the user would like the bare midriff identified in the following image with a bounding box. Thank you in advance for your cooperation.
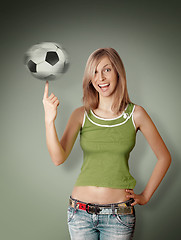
[71,186,129,204]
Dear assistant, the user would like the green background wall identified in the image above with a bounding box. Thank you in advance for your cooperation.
[1,0,180,239]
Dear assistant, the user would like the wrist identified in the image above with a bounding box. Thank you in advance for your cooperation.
[45,119,55,127]
[141,191,151,203]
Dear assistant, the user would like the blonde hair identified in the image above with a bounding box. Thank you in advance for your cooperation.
[82,48,131,114]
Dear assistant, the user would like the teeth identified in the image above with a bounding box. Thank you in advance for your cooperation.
[98,83,109,87]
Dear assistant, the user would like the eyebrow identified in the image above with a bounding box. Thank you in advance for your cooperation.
[103,64,111,68]
[96,64,111,71]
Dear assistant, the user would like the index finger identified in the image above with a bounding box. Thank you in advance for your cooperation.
[43,81,49,99]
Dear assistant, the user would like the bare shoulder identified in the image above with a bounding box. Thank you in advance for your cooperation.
[71,106,85,126]
[133,105,151,130]
[134,105,147,118]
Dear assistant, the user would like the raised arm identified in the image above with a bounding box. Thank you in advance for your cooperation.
[42,81,84,166]
[126,105,172,206]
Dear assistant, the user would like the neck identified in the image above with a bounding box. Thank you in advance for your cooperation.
[98,95,115,112]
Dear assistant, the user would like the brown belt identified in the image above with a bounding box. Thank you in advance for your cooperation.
[69,197,134,215]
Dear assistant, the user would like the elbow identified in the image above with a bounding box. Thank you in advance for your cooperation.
[53,156,67,166]
[158,151,172,169]
[49,151,67,166]
[164,151,172,169]
[54,161,62,166]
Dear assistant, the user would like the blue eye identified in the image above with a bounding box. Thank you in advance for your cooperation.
[105,68,111,72]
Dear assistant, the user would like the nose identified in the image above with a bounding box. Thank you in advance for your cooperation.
[98,71,105,81]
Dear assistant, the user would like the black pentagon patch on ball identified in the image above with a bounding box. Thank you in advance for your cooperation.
[45,51,59,66]
[27,60,37,72]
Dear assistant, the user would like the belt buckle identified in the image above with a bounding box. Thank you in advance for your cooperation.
[86,203,101,214]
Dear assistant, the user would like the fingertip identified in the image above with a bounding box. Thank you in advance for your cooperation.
[44,81,49,98]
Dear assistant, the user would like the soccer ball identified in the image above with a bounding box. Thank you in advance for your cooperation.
[24,42,69,80]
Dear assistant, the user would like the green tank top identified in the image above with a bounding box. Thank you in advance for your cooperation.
[75,103,137,189]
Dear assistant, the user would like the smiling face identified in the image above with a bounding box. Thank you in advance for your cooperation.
[91,56,118,98]
[83,48,130,114]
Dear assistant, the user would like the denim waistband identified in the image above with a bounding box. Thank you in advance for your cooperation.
[69,196,134,207]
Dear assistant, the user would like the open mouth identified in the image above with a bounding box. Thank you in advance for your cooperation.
[98,83,110,88]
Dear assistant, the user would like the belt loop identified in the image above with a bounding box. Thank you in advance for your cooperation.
[111,204,115,215]
[74,199,78,210]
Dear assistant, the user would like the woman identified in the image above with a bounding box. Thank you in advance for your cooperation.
[43,48,171,239]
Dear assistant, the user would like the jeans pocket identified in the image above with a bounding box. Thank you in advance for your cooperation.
[67,207,76,223]
[116,214,136,229]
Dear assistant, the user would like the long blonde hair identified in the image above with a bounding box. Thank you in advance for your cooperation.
[82,48,131,114]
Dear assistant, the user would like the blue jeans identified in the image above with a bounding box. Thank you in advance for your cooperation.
[67,200,136,240]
